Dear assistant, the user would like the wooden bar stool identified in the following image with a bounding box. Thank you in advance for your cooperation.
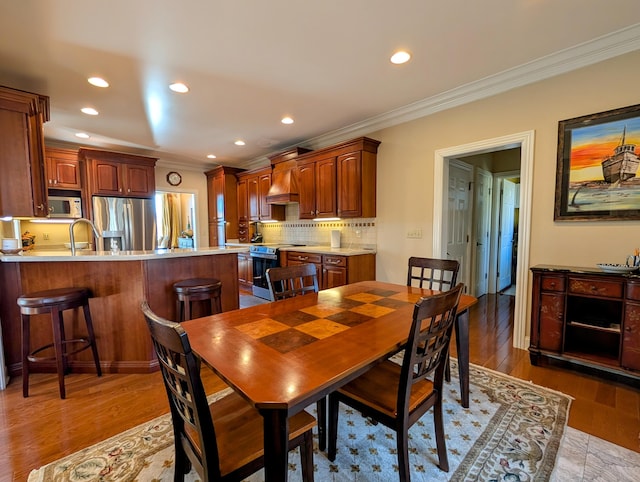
[18,287,102,399]
[173,278,222,322]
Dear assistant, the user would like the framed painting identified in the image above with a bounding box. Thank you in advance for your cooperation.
[554,103,640,221]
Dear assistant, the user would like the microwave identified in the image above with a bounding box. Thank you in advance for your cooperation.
[48,196,83,218]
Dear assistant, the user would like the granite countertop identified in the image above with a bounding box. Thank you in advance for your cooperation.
[0,246,249,262]
[224,242,376,256]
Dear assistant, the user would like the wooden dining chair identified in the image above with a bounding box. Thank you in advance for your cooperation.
[327,283,463,482]
[141,302,316,482]
[266,263,319,301]
[407,256,459,382]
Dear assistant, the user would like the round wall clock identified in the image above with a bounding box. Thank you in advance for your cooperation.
[167,171,182,186]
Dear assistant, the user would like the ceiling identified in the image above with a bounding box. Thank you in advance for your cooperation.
[2,1,640,170]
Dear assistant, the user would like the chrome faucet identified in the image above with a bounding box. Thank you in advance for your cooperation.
[69,218,101,255]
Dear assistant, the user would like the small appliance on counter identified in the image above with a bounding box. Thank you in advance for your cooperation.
[331,229,341,248]
[250,223,263,243]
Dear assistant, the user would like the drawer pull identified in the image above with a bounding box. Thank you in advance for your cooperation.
[297,256,308,261]
[591,285,597,291]
[550,282,556,288]
[326,260,341,265]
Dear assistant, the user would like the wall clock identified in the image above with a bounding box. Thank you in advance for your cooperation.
[167,171,182,186]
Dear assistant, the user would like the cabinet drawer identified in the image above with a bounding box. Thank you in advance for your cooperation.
[627,282,640,301]
[323,255,346,267]
[568,277,623,298]
[287,251,322,264]
[541,276,565,292]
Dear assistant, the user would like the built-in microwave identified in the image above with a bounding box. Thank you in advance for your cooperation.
[48,196,83,218]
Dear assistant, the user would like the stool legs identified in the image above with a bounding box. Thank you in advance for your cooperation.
[83,303,102,377]
[51,306,67,399]
[21,313,30,398]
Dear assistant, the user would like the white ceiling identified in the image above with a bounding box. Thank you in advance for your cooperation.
[1,1,640,170]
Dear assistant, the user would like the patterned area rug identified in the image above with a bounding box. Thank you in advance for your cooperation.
[28,360,571,481]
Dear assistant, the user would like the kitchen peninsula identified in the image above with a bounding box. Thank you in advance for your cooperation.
[0,247,248,377]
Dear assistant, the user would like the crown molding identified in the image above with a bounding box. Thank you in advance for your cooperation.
[303,23,640,150]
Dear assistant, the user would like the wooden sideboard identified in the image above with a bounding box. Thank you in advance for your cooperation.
[529,265,640,386]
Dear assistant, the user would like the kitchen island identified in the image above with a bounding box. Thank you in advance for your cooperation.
[0,247,248,377]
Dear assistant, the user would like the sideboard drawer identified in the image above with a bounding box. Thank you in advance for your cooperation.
[627,281,640,301]
[541,276,565,292]
[568,277,623,298]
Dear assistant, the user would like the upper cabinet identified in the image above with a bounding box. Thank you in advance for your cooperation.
[237,167,285,223]
[296,137,380,219]
[205,166,244,247]
[0,85,50,217]
[79,148,157,199]
[45,147,81,190]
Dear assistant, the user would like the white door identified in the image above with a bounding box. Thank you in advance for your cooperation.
[497,179,516,291]
[446,161,472,292]
[473,168,492,297]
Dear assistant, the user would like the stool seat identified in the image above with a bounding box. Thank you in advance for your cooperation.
[173,278,222,322]
[19,287,101,399]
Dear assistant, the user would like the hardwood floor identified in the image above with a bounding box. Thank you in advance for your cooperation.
[1,293,638,481]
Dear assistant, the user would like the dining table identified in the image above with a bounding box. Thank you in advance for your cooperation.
[182,280,477,482]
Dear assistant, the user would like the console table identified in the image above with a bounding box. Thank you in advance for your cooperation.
[530,265,640,386]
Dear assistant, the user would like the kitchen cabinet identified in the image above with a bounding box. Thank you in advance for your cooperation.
[79,149,157,199]
[237,167,285,224]
[205,166,244,247]
[297,156,337,219]
[530,265,640,385]
[238,252,253,288]
[295,137,380,219]
[0,85,50,217]
[284,251,375,290]
[45,147,81,190]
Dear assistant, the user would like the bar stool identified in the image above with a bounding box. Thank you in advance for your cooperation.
[18,287,102,399]
[173,278,222,322]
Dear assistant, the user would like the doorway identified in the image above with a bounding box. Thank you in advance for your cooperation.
[155,190,197,248]
[433,131,534,350]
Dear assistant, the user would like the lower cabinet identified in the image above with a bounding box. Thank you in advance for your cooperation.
[238,252,253,288]
[284,251,374,290]
[530,266,640,385]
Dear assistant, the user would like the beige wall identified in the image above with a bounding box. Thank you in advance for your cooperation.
[370,49,640,286]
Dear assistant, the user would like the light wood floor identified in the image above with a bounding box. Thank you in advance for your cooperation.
[1,293,639,481]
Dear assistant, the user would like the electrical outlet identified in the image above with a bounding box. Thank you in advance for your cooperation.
[354,229,362,238]
[406,228,423,239]
[43,233,50,240]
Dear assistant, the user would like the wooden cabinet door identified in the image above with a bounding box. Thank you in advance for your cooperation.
[316,157,337,218]
[124,163,154,197]
[538,292,565,352]
[46,148,80,189]
[323,266,347,289]
[92,160,123,195]
[336,151,362,218]
[297,161,316,219]
[237,179,248,221]
[208,222,218,247]
[0,87,49,217]
[258,172,273,220]
[248,176,259,221]
[238,253,253,286]
[623,301,640,371]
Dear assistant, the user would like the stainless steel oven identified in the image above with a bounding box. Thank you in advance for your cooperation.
[250,245,281,299]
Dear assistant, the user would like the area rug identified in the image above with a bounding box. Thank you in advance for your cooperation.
[28,360,571,481]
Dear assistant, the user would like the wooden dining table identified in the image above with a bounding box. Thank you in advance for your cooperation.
[182,280,477,482]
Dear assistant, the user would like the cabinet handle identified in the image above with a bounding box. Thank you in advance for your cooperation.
[119,188,123,192]
[310,211,314,215]
[626,327,632,332]
[590,285,597,291]
[550,282,556,288]
[36,204,45,212]
[297,256,308,261]
[326,259,340,265]
[53,179,57,185]
[128,188,131,193]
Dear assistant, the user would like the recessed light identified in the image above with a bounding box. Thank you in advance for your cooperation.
[169,82,189,93]
[88,77,109,88]
[234,140,246,146]
[75,132,90,139]
[81,107,99,115]
[207,154,217,159]
[390,50,411,64]
[281,116,294,125]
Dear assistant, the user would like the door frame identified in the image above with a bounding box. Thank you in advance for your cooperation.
[433,131,534,350]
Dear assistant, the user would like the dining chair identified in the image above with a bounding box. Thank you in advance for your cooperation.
[407,256,460,382]
[265,262,329,450]
[327,283,464,482]
[266,263,319,301]
[141,302,316,482]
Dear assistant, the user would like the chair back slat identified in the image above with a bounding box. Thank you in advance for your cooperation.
[398,284,463,412]
[266,263,319,301]
[142,302,222,480]
[407,256,459,291]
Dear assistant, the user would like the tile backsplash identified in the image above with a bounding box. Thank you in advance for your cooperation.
[259,218,376,248]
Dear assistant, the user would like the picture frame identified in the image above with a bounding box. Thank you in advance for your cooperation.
[554,103,640,221]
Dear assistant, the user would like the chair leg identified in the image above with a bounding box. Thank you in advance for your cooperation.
[51,306,67,399]
[316,396,326,451]
[300,428,315,482]
[396,420,410,482]
[433,396,449,472]
[21,314,30,398]
[444,353,451,382]
[327,394,339,461]
[176,298,183,323]
[83,302,102,377]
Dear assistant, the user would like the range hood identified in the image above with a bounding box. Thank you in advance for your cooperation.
[265,147,312,205]
[266,160,299,204]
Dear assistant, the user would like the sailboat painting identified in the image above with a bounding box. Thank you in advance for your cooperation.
[555,104,640,221]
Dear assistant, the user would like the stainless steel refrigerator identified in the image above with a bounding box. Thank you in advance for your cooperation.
[92,196,156,251]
